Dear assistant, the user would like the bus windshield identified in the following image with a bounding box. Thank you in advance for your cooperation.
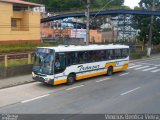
[32,48,54,75]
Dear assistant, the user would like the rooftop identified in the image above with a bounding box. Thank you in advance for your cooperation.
[1,0,43,7]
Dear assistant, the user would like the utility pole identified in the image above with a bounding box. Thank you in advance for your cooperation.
[86,0,90,45]
[147,0,155,57]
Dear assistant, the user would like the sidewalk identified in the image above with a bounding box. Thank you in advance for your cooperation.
[130,53,160,62]
[0,74,34,89]
[0,53,159,89]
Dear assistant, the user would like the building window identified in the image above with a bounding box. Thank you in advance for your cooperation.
[11,18,29,31]
[11,19,17,28]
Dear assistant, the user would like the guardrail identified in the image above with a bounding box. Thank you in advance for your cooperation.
[0,52,34,67]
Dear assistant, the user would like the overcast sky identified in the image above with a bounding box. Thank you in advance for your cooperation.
[124,0,140,9]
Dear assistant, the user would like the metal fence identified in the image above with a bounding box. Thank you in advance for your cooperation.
[0,53,34,67]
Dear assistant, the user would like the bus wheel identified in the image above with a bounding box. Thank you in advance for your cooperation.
[67,74,75,85]
[107,66,113,76]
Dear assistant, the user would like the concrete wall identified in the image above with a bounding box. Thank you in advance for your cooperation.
[0,65,32,79]
[0,1,41,43]
[90,30,117,43]
[41,28,71,38]
[101,31,117,43]
[41,27,54,38]
[90,30,102,43]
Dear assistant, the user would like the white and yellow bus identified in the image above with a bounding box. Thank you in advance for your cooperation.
[32,44,129,85]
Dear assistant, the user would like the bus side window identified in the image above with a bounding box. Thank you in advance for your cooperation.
[88,51,93,62]
[75,52,79,64]
[108,50,114,60]
[87,51,96,62]
[84,51,88,63]
[96,50,101,61]
[54,53,60,68]
[78,52,84,64]
[127,49,129,56]
[77,51,89,64]
[59,53,66,68]
[106,50,109,60]
[54,53,66,74]
[100,50,106,61]
[65,52,76,66]
[66,53,71,66]
[54,53,66,73]
[71,52,76,64]
[92,51,97,62]
[115,49,122,59]
[122,49,129,58]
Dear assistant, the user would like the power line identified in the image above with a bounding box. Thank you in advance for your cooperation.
[91,0,114,21]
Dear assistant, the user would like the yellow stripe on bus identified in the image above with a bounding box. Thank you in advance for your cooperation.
[105,62,116,68]
[113,63,128,72]
[54,79,67,85]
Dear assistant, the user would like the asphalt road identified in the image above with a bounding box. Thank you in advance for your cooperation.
[0,56,160,119]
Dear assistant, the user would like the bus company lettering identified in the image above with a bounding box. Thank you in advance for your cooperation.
[78,65,100,72]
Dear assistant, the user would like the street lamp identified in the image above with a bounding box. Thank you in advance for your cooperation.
[147,0,155,57]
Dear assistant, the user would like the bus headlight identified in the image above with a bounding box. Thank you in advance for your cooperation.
[32,72,34,76]
[45,78,50,82]
[32,72,36,78]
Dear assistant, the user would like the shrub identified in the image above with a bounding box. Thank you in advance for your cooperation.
[130,50,145,59]
[0,42,57,53]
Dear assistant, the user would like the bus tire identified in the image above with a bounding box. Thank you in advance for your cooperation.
[67,74,75,85]
[107,66,113,76]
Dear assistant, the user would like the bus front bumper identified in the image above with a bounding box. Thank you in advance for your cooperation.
[32,76,54,85]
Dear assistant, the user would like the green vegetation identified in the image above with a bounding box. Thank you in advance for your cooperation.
[130,50,144,59]
[25,0,125,12]
[130,44,160,59]
[132,0,160,45]
[0,42,57,53]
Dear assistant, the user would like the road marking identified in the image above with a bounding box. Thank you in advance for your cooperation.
[66,85,84,91]
[135,62,160,67]
[133,62,156,66]
[151,69,160,73]
[121,87,141,96]
[134,66,150,70]
[119,72,130,76]
[129,63,135,66]
[128,65,142,69]
[96,78,111,83]
[133,57,160,64]
[142,67,158,71]
[21,94,50,103]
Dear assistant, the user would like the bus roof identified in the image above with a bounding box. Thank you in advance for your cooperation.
[37,44,129,52]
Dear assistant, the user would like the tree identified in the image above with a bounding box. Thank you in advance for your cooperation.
[25,0,124,12]
[139,0,160,10]
[132,0,160,45]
